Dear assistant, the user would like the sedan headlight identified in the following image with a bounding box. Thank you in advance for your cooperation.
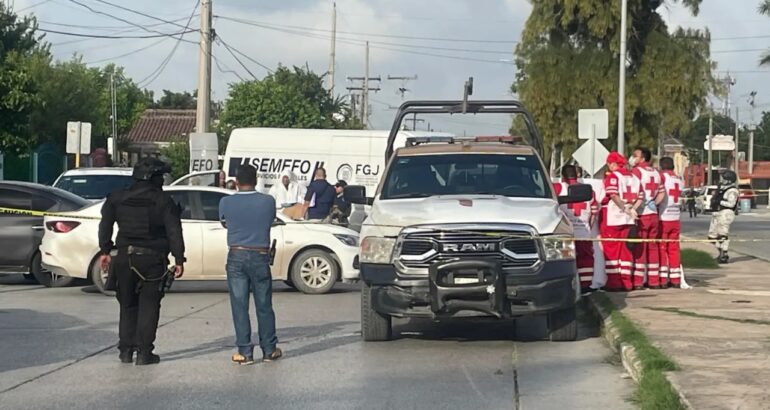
[360,236,396,264]
[333,234,359,247]
[542,235,575,261]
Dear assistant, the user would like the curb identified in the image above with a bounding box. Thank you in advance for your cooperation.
[585,294,694,410]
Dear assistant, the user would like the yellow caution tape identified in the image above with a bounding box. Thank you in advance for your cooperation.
[0,207,101,220]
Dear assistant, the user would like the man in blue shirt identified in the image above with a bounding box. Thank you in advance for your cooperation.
[302,167,336,220]
[219,165,282,365]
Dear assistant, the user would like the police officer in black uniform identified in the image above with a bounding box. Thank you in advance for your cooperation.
[98,158,185,365]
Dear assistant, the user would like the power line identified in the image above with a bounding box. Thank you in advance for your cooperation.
[216,38,258,80]
[83,37,170,64]
[37,27,196,39]
[217,37,273,74]
[91,0,191,30]
[213,54,245,81]
[38,16,198,31]
[136,1,199,88]
[17,0,54,12]
[215,15,519,44]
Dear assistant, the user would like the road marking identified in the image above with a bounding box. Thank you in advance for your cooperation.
[461,364,485,400]
[707,289,770,297]
[512,344,521,410]
[0,297,228,395]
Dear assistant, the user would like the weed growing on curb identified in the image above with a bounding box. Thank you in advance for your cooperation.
[593,293,685,410]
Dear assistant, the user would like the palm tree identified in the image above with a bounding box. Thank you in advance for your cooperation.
[761,1,770,66]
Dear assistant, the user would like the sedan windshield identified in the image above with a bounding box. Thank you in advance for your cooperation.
[54,175,133,200]
[381,154,550,199]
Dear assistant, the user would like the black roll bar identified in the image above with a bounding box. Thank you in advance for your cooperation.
[384,100,544,161]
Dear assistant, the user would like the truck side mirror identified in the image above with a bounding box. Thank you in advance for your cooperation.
[344,185,368,205]
[558,183,592,204]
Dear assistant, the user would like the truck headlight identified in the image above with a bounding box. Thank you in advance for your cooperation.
[543,235,575,261]
[333,234,358,247]
[360,237,396,264]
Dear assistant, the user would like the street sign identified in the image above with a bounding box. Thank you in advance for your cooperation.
[578,109,609,140]
[189,132,219,173]
[66,121,92,155]
[703,134,735,151]
[572,138,610,177]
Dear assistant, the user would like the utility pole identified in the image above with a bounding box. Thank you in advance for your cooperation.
[327,2,336,94]
[363,41,370,125]
[722,73,736,116]
[617,0,628,155]
[404,116,424,131]
[387,74,418,100]
[748,91,757,177]
[110,73,118,158]
[734,108,740,174]
[196,0,213,133]
[707,111,714,186]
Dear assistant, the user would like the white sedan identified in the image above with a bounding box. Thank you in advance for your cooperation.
[40,186,360,295]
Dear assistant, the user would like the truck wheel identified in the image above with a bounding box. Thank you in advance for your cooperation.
[290,250,339,294]
[31,252,74,288]
[361,282,392,341]
[90,258,115,297]
[548,306,577,342]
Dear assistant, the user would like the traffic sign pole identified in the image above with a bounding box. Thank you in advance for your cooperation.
[591,124,596,178]
[75,122,82,168]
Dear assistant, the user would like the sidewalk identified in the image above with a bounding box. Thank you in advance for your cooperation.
[601,241,770,410]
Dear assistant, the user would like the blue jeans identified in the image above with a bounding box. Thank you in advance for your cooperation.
[226,250,278,358]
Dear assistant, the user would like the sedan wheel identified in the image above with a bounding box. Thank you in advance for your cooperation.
[290,250,339,294]
[31,252,74,288]
[90,258,115,296]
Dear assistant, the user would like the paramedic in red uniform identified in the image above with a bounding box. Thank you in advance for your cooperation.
[658,157,684,288]
[554,165,598,293]
[630,147,665,289]
[600,152,641,291]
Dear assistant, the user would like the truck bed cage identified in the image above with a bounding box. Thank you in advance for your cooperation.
[385,100,544,161]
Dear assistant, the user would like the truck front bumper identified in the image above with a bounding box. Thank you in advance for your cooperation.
[361,259,579,318]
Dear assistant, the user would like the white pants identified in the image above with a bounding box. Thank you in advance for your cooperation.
[708,210,735,251]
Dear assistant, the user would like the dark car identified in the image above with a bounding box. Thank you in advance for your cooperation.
[0,181,89,286]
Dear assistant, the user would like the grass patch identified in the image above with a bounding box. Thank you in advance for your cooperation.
[646,307,770,326]
[681,248,719,269]
[593,293,685,410]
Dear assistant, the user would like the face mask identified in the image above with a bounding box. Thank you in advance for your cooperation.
[628,156,639,166]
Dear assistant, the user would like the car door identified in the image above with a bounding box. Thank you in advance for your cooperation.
[167,191,203,278]
[0,188,36,268]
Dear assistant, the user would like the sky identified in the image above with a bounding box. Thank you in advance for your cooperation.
[9,0,770,133]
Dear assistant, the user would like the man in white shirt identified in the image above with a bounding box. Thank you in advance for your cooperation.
[268,170,305,209]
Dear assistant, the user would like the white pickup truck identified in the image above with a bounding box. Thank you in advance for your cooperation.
[345,99,592,342]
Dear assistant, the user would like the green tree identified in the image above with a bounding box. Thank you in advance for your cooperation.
[761,1,770,66]
[513,0,714,162]
[218,65,361,143]
[152,89,197,109]
[681,113,735,163]
[0,3,48,153]
[159,136,190,179]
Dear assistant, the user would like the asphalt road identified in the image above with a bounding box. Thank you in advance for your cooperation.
[681,209,770,261]
[0,276,634,410]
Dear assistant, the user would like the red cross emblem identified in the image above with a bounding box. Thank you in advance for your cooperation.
[668,184,681,204]
[644,179,658,197]
[622,186,637,203]
[568,201,588,217]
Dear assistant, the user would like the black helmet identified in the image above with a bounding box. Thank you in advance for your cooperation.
[721,170,737,184]
[132,158,171,181]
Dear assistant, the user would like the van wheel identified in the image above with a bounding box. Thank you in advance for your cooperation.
[290,250,338,294]
[31,252,74,288]
[548,306,578,342]
[361,282,392,341]
[90,257,115,296]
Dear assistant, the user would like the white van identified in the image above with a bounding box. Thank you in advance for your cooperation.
[222,128,451,194]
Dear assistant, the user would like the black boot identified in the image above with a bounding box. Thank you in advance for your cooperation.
[119,349,135,364]
[135,352,161,366]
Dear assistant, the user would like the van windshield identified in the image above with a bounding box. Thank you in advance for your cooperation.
[54,175,133,200]
[381,154,550,199]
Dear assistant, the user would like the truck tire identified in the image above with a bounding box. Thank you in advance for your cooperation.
[548,306,577,342]
[290,250,339,295]
[90,257,115,297]
[31,252,74,288]
[361,282,392,341]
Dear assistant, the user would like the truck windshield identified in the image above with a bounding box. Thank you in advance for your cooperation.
[54,175,133,200]
[381,154,550,199]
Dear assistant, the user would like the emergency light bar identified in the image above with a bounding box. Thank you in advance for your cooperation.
[404,135,525,147]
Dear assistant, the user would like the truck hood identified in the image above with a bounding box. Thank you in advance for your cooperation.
[363,195,564,237]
